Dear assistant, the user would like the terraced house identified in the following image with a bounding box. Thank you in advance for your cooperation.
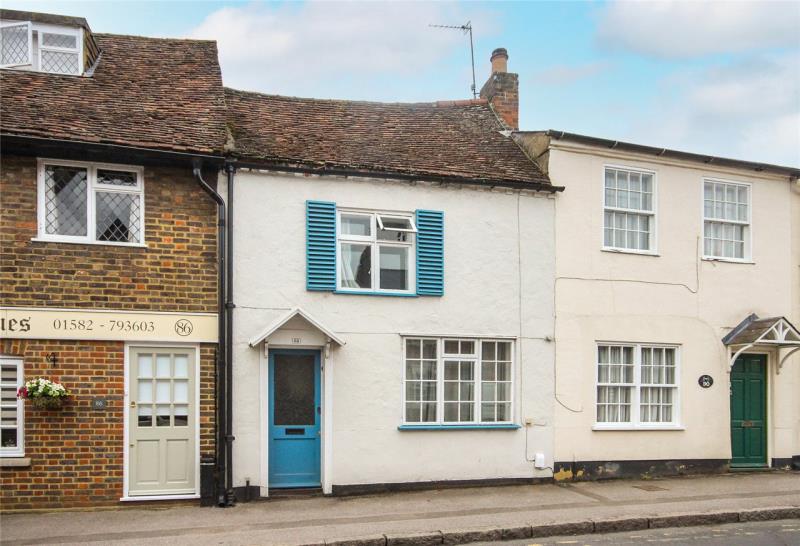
[223,48,561,497]
[0,9,231,508]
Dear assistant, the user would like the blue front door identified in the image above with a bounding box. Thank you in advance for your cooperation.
[268,349,321,488]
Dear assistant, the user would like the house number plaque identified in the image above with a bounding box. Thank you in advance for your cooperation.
[698,375,714,388]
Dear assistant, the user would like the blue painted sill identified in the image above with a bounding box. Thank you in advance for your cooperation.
[333,290,419,298]
[398,424,521,431]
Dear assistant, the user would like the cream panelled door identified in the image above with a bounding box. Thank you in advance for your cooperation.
[129,347,196,496]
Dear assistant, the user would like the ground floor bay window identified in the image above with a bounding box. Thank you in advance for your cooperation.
[403,338,514,426]
[595,343,680,429]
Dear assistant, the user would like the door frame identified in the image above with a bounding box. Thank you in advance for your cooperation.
[259,342,333,496]
[729,351,770,468]
[122,341,201,501]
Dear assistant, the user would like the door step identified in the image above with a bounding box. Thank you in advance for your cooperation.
[268,487,323,498]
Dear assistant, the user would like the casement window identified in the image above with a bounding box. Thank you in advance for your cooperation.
[306,201,443,296]
[0,357,24,457]
[596,343,680,428]
[603,167,656,253]
[703,179,750,260]
[338,210,417,294]
[37,160,144,245]
[403,338,514,425]
[0,20,82,75]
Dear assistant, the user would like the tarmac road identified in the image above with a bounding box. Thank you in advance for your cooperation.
[490,519,800,546]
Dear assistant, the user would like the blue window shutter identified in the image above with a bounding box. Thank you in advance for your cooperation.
[306,200,337,291]
[415,209,444,296]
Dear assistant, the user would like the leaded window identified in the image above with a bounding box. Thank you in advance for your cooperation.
[38,161,144,245]
[596,344,679,428]
[403,338,514,425]
[0,22,31,67]
[603,167,656,252]
[703,179,750,260]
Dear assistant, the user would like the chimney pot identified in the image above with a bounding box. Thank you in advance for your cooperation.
[490,47,508,74]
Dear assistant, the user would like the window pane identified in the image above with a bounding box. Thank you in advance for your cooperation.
[41,32,77,48]
[97,169,137,187]
[340,214,371,236]
[421,403,437,422]
[406,361,421,380]
[1,24,29,66]
[378,216,413,231]
[174,405,188,427]
[406,339,421,359]
[379,246,408,290]
[405,403,421,422]
[156,405,170,427]
[137,406,152,427]
[444,340,459,354]
[422,360,436,380]
[406,382,421,401]
[174,356,188,378]
[96,191,141,243]
[422,340,437,359]
[44,165,88,236]
[40,49,79,74]
[341,243,371,289]
[421,381,437,401]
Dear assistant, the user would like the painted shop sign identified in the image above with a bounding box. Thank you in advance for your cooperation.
[0,307,217,342]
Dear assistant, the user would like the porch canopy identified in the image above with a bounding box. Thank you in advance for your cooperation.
[248,307,345,355]
[722,314,800,374]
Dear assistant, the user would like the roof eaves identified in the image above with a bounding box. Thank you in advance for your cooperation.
[520,129,800,178]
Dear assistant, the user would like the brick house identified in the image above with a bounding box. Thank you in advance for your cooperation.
[0,10,230,508]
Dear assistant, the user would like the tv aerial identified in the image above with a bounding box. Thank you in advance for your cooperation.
[430,21,477,98]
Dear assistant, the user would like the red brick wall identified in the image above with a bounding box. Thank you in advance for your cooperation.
[0,153,219,510]
[0,154,218,312]
[0,339,216,510]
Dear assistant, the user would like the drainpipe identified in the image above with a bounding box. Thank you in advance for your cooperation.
[224,161,236,504]
[192,159,229,506]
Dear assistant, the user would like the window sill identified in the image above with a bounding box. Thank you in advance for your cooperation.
[398,424,521,431]
[701,257,754,265]
[0,456,31,467]
[592,425,685,431]
[31,238,147,248]
[601,248,660,257]
[334,290,418,298]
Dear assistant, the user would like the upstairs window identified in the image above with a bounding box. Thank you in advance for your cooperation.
[338,209,417,294]
[0,22,31,67]
[703,179,750,260]
[603,167,656,253]
[37,160,144,245]
[0,20,82,75]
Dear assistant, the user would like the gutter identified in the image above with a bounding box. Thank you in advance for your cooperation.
[522,130,800,180]
[191,159,234,507]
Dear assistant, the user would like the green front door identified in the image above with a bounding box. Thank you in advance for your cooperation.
[730,354,767,467]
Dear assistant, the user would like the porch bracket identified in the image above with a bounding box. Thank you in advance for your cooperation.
[778,347,800,375]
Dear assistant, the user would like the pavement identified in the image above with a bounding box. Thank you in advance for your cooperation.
[495,519,800,546]
[0,471,799,545]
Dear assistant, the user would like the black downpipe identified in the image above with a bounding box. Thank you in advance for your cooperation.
[191,160,231,507]
[224,162,236,503]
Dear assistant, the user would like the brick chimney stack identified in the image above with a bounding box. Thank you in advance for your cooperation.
[480,47,519,130]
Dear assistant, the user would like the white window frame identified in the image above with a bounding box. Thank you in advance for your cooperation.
[35,158,146,247]
[337,208,416,294]
[602,164,658,255]
[701,177,752,263]
[594,342,681,430]
[0,20,32,68]
[0,356,24,457]
[37,23,83,76]
[401,337,515,426]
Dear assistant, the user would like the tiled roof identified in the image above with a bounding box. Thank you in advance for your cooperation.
[225,89,553,188]
[0,33,228,155]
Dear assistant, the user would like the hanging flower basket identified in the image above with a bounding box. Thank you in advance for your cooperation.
[18,378,70,410]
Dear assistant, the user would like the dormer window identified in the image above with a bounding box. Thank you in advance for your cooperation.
[0,20,82,75]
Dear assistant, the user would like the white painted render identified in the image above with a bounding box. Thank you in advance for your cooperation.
[222,170,557,491]
[542,141,800,466]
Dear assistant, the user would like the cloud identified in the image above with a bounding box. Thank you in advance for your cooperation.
[626,53,800,166]
[187,1,497,98]
[596,1,800,58]
[531,61,610,86]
